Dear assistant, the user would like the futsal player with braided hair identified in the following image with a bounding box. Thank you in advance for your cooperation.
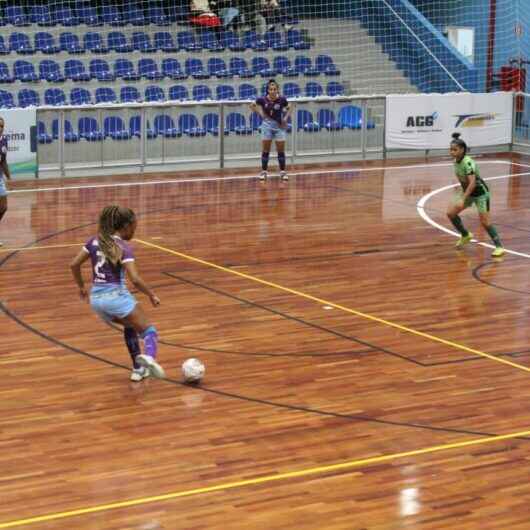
[70,205,165,381]
[250,79,291,181]
[447,132,505,257]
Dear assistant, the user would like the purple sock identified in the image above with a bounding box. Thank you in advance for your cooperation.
[141,326,158,359]
[124,327,141,369]
[278,152,286,171]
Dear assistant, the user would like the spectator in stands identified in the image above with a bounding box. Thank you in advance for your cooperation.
[237,0,259,30]
[210,0,239,29]
[0,117,12,247]
[189,0,222,27]
[250,79,291,181]
[260,0,291,31]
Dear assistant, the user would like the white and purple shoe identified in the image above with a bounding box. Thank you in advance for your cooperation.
[137,354,165,379]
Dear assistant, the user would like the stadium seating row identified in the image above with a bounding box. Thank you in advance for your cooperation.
[37,107,372,143]
[1,81,345,107]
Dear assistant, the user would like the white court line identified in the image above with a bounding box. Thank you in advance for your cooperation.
[9,160,515,194]
[417,171,530,259]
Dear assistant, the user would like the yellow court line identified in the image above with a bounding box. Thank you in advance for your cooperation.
[0,242,82,253]
[1,427,529,529]
[135,239,530,374]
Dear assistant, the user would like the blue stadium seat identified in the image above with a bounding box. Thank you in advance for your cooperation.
[286,29,310,50]
[338,106,362,130]
[144,85,165,102]
[177,31,202,52]
[294,56,320,76]
[226,113,252,135]
[317,109,343,130]
[84,32,109,54]
[284,82,301,98]
[52,119,79,142]
[154,115,181,138]
[124,5,146,26]
[108,32,133,53]
[315,55,340,76]
[70,87,92,105]
[35,32,59,54]
[39,60,65,82]
[251,57,274,77]
[192,84,212,101]
[65,59,91,81]
[220,30,245,52]
[203,113,220,136]
[102,6,125,26]
[200,30,224,52]
[305,81,323,97]
[60,32,84,54]
[229,57,253,78]
[326,81,345,96]
[264,31,288,52]
[208,58,231,78]
[30,6,55,26]
[89,59,115,81]
[95,87,117,104]
[77,3,101,26]
[129,116,158,139]
[162,58,187,80]
[44,88,67,106]
[168,85,189,101]
[154,32,178,52]
[114,59,140,81]
[104,116,131,140]
[18,88,40,108]
[9,33,34,54]
[120,86,141,103]
[147,5,170,25]
[132,32,155,53]
[297,109,320,132]
[0,63,15,83]
[168,4,190,24]
[6,6,30,26]
[242,31,267,51]
[0,37,8,56]
[273,56,297,76]
[138,58,163,81]
[185,58,209,79]
[216,85,235,100]
[38,121,53,143]
[55,7,79,26]
[14,60,38,82]
[78,117,104,141]
[178,114,206,137]
[0,90,15,108]
[249,112,262,130]
[239,84,257,100]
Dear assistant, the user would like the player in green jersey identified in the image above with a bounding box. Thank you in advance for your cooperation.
[446,133,505,257]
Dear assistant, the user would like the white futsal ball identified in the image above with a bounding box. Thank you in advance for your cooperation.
[182,358,205,383]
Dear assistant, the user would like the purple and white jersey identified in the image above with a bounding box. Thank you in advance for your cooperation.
[83,235,135,286]
[0,136,7,177]
[255,95,288,125]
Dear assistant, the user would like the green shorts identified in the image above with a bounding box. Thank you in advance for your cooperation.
[456,191,490,214]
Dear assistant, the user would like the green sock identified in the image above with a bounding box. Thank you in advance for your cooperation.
[486,225,502,247]
[449,215,468,236]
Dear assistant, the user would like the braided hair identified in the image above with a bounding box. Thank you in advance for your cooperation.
[451,132,468,154]
[98,205,136,266]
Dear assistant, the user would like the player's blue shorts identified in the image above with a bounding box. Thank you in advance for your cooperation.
[0,177,7,197]
[90,285,137,322]
[261,119,287,141]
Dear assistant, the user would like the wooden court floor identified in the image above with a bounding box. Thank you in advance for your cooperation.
[2,154,530,529]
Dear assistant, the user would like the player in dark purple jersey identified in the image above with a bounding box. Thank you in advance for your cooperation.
[0,117,12,247]
[250,79,291,181]
[70,205,165,382]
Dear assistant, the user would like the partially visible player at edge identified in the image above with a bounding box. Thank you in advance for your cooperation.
[70,205,165,382]
[447,132,505,257]
[0,117,13,247]
[250,79,292,181]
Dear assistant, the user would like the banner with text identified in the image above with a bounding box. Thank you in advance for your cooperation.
[0,107,37,177]
[386,92,513,150]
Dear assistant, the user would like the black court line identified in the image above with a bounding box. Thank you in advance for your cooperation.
[473,261,530,296]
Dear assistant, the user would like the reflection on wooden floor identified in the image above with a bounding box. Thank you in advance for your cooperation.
[2,154,530,529]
